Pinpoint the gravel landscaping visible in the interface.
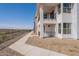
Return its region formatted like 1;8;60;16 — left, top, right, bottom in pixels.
26;35;79;56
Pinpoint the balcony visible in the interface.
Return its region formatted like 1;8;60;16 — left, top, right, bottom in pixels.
43;11;56;24
43;19;56;24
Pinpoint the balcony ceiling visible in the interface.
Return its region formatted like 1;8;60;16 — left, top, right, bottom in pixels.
43;3;58;13
35;3;58;17
44;6;55;13
42;3;58;6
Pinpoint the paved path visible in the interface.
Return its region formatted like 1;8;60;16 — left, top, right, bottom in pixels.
9;31;67;56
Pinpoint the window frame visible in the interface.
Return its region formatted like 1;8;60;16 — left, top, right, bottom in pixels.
44;13;48;19
58;23;61;34
63;3;72;13
50;11;54;19
58;3;61;14
63;23;71;34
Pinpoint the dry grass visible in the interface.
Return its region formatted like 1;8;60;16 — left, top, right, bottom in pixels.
26;36;79;56
0;47;23;56
0;29;31;56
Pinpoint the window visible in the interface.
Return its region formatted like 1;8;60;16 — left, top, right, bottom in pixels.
44;13;47;19
63;23;71;34
38;17;40;22
54;13;56;20
44;25;45;33
50;11;54;19
38;31;40;36
63;3;72;13
58;4;61;14
58;23;61;33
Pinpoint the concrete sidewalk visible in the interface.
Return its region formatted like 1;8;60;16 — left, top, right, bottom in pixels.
9;31;67;56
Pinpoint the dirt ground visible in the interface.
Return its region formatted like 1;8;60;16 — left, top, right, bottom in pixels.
26;35;79;56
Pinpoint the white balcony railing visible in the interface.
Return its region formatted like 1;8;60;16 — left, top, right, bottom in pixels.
43;19;56;24
44;31;55;37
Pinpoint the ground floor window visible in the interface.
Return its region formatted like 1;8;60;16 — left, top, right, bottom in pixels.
38;31;40;36
58;23;61;33
58;23;71;34
44;25;45;33
63;23;71;34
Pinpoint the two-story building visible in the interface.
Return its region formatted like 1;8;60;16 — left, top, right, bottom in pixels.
34;3;79;40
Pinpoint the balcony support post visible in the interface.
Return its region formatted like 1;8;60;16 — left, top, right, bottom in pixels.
39;6;44;37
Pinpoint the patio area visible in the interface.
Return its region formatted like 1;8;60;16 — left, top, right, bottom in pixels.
26;33;79;56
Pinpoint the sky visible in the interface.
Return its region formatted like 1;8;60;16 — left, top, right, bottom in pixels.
0;3;36;29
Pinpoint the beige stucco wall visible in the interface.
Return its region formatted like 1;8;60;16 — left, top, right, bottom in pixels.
34;17;38;34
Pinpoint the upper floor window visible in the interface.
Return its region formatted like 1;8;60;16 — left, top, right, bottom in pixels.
54;12;56;20
38;17;40;22
58;3;61;14
50;11;54;19
44;13;47;19
63;3;72;13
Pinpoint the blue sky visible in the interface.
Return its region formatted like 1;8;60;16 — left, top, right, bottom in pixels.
0;3;36;29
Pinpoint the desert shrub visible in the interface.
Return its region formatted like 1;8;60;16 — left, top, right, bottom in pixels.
69;48;78;52
2;34;8;42
0;37;3;43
